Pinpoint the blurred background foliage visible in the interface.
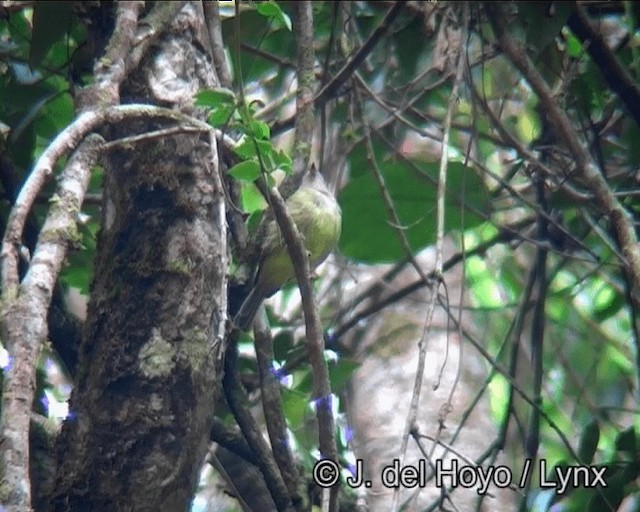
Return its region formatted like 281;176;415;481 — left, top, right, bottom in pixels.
2;1;640;510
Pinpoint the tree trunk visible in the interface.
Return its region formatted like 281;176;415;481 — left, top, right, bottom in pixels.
48;4;225;511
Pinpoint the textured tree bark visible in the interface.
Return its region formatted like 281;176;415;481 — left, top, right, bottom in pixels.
48;5;225;511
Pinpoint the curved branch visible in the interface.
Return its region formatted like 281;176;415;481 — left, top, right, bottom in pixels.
223;352;293;512
87;1;144;106
354;88;429;283
291;0;316;176
264;181;338;460
203;0;233;88
1;104;212;291
272;1;407;137
567;6;640;129
0;135;103;511
209;418;256;465
314;1;406;107
253;316;302;507
291;5;340;511
393;5;468;507
486;3;640;316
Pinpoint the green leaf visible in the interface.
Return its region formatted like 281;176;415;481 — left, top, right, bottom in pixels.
61;232;95;296
557;487;594;512
30;2;74;68
339;159;489;263
241;182;268;214
250;120;270;140
517;2;574;56
207;105;236;128
295;358;360;395
37;92;74;138
578;420;600;464
587;462;639;512
234;137;282;173
621;119;640;166
256;2;292;31
229;160;261;181
7;9;32;51
195;88;236;108
273;149;292;173
391;16;425;81
615;427;636;453
221;9;294;85
234;137;264;159
60;264;90;295
564;30;583;58
281;387;309;429
272;330;295;361
593;288;625;323
327;359;360;391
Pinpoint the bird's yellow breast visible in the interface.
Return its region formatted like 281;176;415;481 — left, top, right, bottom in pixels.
256;186;341;295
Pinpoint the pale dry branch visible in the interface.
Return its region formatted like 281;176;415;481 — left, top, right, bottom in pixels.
0;135;102;511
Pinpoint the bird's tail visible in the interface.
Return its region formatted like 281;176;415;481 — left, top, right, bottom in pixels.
234;288;264;331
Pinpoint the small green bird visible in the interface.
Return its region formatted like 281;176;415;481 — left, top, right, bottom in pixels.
234;166;342;331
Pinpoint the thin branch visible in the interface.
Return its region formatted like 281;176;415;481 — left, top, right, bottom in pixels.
271;1;407;137
394;10;467;507
209;418;257;465
414;428;529;499
206;125;228;363
290;4;340;511
206;449;256;512
1;104;212;292
0;135;103;511
470;82;591;204
102;124;237;153
241;42;295;69
77;1;144;107
101;125;208;150
253;316;302;507
498;261;538;454
567;5;640;129
374;120;598;263
291;0;316;176
521;179;550;499
487;3;640;318
356;87;429;283
436;0;471;473
315;1;406;106
203;0;233;88
242;153;337;507
333;221;528;344
335;258;411;328
440;304;581;465
223;352;294;512
265;181;339;463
